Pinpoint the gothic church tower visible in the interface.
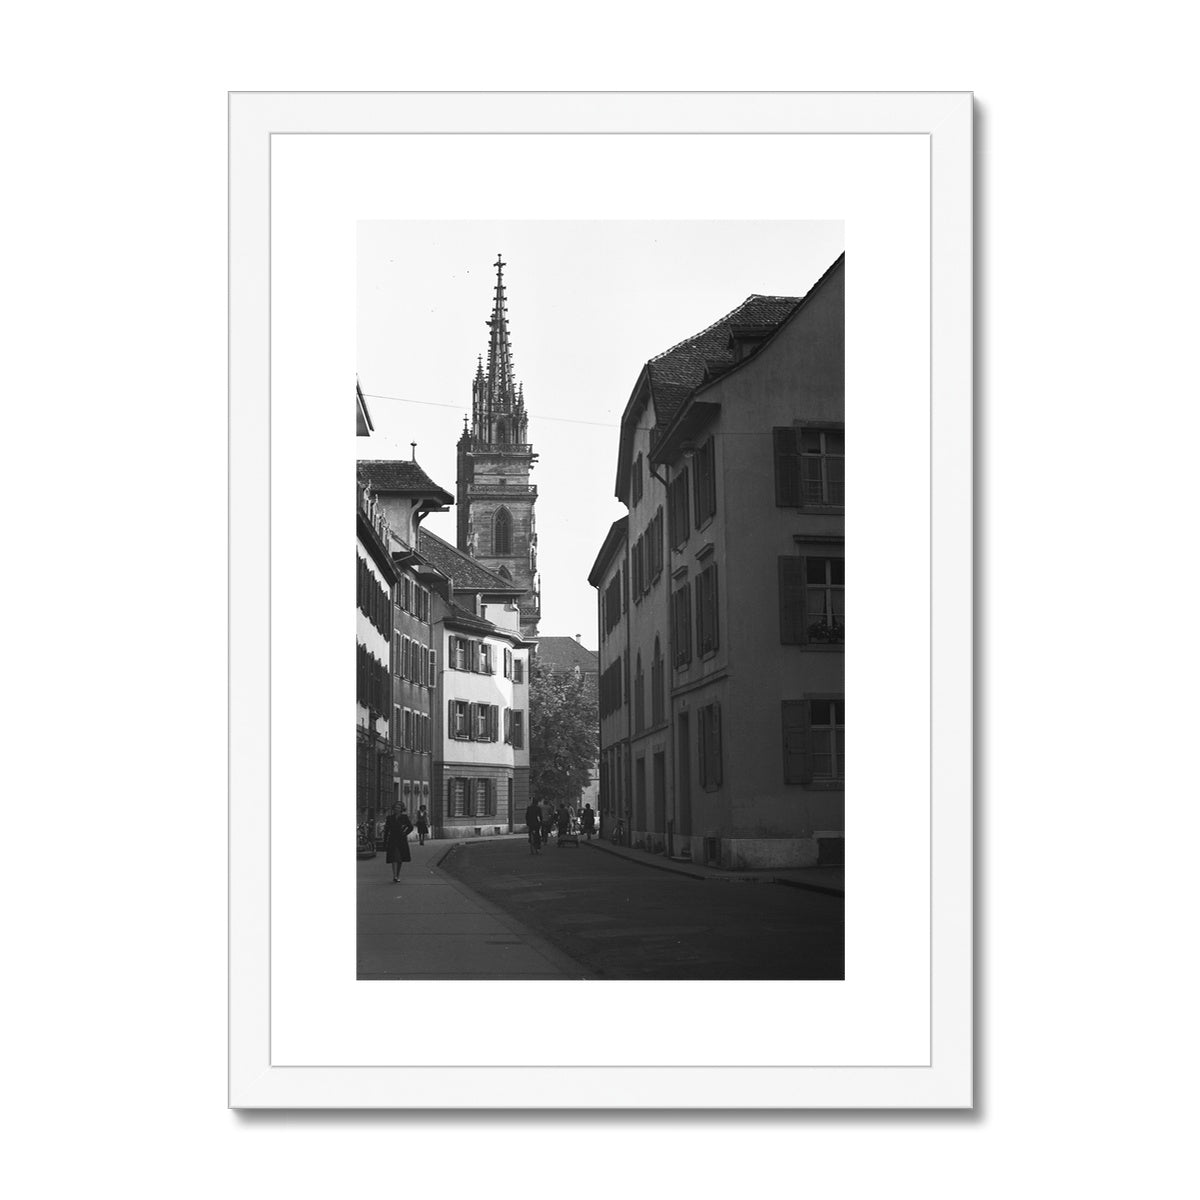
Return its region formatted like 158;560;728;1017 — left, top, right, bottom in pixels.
456;256;540;636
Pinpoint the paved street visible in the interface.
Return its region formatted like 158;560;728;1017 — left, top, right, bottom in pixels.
357;838;586;979
439;837;844;980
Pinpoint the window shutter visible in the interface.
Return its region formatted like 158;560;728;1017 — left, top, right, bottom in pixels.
430;650;436;682
467;702;477;740
700;439;710;518
773;428;799;506
713;704;723;786
680;468;690;544
448;698;456;736
778;556;808;644
504;708;512;743
710;566;720;652
490;704;500;742
782;701;813;784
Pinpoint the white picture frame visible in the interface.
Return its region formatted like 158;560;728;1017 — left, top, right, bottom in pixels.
229;91;972;1109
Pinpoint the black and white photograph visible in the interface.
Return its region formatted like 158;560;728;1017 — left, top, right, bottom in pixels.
355;222;846;980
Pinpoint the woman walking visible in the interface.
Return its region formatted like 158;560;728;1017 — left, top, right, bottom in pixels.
384;803;414;882
415;805;429;846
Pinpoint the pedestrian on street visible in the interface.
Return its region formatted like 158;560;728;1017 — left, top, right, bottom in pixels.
556;802;570;839
540;804;554;847
525;798;542;854
581;804;595;840
415;805;429;846
384;803;414;882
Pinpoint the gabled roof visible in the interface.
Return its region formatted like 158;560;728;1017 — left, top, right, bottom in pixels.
536;636;598;674
417;527;524;595
645;253;847;470
615;294;804;499
357;459;453;505
587;515;629;587
645;294;804;429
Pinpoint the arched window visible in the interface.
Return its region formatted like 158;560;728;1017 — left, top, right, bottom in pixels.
496;419;509;444
493;507;513;555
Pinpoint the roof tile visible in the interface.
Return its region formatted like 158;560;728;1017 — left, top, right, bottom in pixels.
647;295;803;426
358;459;452;500
417;528;523;594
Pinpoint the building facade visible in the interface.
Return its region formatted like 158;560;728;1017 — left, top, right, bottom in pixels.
357;457;455;839
589;517;629;842
592;254;845;868
455;257;541;637
420;527;534;837
356;483;398;843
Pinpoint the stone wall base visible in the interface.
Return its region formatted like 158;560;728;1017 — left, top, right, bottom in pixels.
663;834;843;870
437;822;511;840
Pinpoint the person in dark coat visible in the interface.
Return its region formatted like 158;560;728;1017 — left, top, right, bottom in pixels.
525;799;542;854
581;804;596;840
415;805;429;846
384;803;414;882
540;804;554;846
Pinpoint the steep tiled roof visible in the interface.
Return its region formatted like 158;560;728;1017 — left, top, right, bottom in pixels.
646;295;803;427
358;459;453;502
417;527;523;594
536;636;598;674
444;601;496;633
587;515;628;586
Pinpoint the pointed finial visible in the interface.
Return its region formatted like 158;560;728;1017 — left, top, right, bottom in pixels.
411;441;417;461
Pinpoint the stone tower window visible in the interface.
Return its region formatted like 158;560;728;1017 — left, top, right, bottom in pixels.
493;507;513;555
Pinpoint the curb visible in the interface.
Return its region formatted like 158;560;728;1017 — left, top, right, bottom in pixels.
769;876;846;898
582;837;711;881
584;838;845;896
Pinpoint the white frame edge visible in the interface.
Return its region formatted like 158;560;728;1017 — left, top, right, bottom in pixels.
228;91;973;1109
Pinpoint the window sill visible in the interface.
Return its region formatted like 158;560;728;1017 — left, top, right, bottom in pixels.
798;643;845;653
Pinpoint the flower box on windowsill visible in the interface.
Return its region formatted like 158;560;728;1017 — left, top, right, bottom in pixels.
807;621;845;645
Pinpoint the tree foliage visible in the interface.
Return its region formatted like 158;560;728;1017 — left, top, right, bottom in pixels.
528;659;598;806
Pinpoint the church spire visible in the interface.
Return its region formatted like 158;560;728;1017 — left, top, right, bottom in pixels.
472;254;528;445
485;255;516;416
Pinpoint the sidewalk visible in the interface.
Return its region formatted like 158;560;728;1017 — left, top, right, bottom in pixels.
581;836;844;896
356;836;591;979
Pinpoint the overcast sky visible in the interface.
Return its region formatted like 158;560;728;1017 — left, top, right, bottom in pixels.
357;220;844;644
